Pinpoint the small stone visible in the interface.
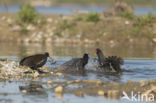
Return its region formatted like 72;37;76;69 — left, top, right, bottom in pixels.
56;73;63;77
27;24;35;31
152;38;156;42
47;81;53;84
23;38;30;44
110;40;114;44
98;90;105;96
75;79;81;83
83;80;101;84
47;18;53;23
54;20;58;24
36;88;42;91
125;21;129;25
7;18;12;24
67;81;73;84
103;32;107;36
55;86;63;93
33;71;39;77
1;16;6;20
84;39;89;43
129;38;133;42
21;90;27;93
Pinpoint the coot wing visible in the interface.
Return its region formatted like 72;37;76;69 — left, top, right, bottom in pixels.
20;54;47;69
105;56;123;71
59;58;81;70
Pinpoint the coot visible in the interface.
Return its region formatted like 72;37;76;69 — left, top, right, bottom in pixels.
95;48;123;73
59;53;89;73
20;52;50;73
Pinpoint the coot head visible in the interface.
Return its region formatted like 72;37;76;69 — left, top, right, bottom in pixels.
95;48;102;55
45;52;49;57
82;53;89;65
95;48;105;66
83;53;89;59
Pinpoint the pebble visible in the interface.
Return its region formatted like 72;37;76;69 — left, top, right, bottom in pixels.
55;86;63;93
125;20;130;25
33;71;39;78
152;38;156;42
56;73;63;77
7;18;12;24
21;90;27;93
75;79;81;83
98;90;105;96
27;24;35;31
83;80;102;84
47;81;53;84
67;81;73;84
47;18;53;23
1;16;6;20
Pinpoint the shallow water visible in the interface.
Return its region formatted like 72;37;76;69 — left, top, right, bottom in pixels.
0;5;156;15
0;43;156;103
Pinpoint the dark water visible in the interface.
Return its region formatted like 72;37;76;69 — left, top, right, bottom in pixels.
0;43;156;103
0;5;156;15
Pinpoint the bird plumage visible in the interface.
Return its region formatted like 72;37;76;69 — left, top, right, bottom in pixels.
20;52;49;72
59;53;89;73
95;48;123;73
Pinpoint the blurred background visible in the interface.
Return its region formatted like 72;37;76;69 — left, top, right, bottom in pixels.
0;0;156;58
0;0;156;6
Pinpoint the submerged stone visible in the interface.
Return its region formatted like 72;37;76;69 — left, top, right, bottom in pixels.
55;86;63;93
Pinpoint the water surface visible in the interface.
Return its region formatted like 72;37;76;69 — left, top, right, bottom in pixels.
0;43;156;103
0;5;156;15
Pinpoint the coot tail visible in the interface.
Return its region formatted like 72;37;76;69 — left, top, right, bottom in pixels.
95;48;123;73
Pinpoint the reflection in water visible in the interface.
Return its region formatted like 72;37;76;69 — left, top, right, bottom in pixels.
19;82;46;95
0;42;155;59
19;43;27;59
19;82;48;101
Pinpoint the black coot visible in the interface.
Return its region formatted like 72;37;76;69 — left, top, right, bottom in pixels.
59;53;89;73
95;48;123;73
20;52;49;73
